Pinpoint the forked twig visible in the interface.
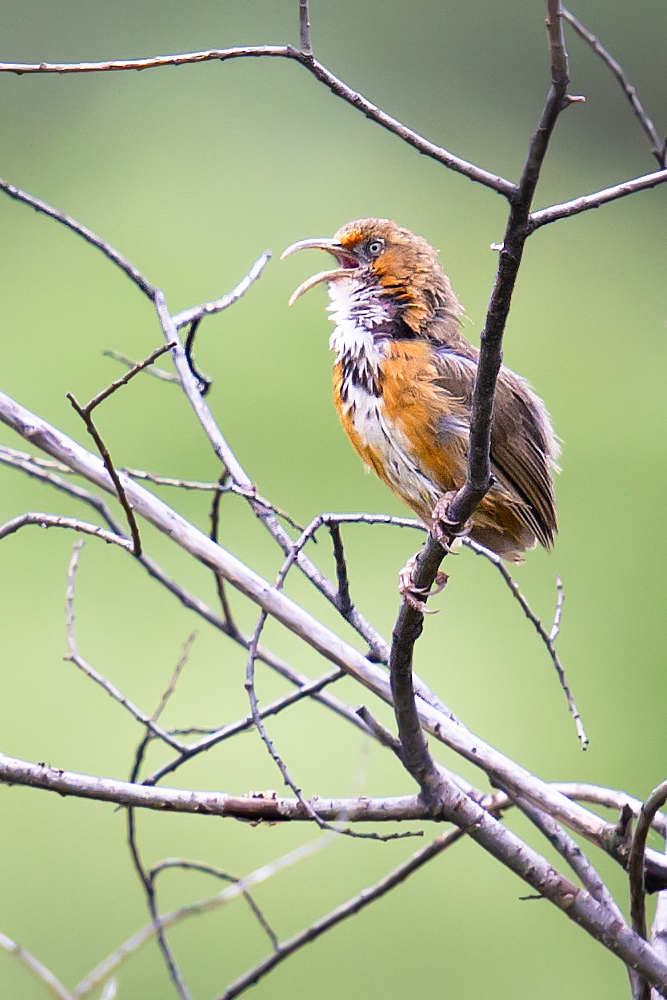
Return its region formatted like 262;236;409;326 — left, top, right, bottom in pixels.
216;824;466;1000
66;342;175;557
73;836;339;998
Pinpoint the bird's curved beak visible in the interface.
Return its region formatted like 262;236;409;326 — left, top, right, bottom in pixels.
280;238;360;306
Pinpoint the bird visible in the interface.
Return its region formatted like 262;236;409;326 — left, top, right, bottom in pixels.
281;218;559;577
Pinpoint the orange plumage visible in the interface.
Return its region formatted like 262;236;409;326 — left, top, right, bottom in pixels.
283;219;559;562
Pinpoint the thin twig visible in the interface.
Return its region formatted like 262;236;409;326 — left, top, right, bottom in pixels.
529;167;667;229
0;448;366;736
550;574;565;641
216;825;465;1000
73;836;338;998
144;667;345;786
127;739;192;1000
66;343;175;557
64;543;187;752
0;512;132;549
244;530;419;841
67;392;142;556
328;522;352;615
0;930;75;1000
184;317;211;395
562;8;666;167
0;445;73;472
125;466;304;531
463;538;586;746
150;860;279;952
0;176;155;297
0;57;514;196
171;251;271;328
355;706;403;759
83;343;175;412
103;348;179;382
151;632;198;722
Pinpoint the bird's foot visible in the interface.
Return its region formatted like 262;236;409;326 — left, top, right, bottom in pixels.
430;493;473;549
398;554;449;614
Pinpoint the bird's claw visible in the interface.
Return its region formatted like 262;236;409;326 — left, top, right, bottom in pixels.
430;493;473;548
398;554;449;613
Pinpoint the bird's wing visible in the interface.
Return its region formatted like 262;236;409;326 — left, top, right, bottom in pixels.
431;348;559;547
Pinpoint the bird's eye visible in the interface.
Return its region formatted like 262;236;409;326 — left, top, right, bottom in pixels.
368;240;383;257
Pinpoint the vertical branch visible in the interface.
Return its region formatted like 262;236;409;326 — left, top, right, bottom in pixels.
389;0;578;802
299;0;313;56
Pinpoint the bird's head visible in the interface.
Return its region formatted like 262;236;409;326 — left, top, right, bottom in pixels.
281;218;464;341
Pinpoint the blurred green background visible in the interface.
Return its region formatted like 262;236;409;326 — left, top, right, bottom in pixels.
0;1;666;997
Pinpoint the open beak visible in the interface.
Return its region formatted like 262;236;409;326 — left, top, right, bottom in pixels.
280;238;359;306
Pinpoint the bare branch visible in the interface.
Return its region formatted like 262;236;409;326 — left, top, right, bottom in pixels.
0;55;515;196
299;0;313;55
529;167;667;229
217;825;465;1000
103;348;179;383
65;542;187;752
0;512;132;549
631;780;667;941
74;836;338;998
463;538;586;746
83;342;175;411
0;751;436;822
0;176;155;297
66;393;143;556
6;369;667;882
447;0;572;532
171;251;270;328
562;8;666;167
386;6;582;765
0;930;75;1000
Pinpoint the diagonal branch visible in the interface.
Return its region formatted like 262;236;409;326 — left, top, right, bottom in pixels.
0;931;76;1000
0;176;155;297
562;8;666;167
464;538;586;745
0;54;514;197
5;396;667;884
0;447;367;736
529;167;667;229
387;0;581;804
216;825;465;1000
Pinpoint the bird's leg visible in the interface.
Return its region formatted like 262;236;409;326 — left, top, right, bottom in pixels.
398;553;449;614
430;492;473;549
